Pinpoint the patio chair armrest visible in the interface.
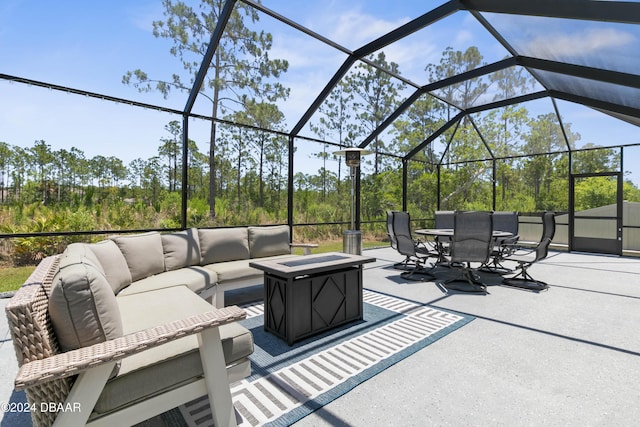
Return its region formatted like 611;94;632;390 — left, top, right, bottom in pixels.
15;305;246;390
415;240;439;257
497;236;521;256
502;245;537;259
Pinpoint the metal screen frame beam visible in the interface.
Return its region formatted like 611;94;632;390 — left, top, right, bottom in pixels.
359;57;516;149
354;1;460;57
518;57;640;90
290;57;358;136
291;1;459;138
406;112;465;160
461;0;640;24
183;0;236;114
548;90;640;120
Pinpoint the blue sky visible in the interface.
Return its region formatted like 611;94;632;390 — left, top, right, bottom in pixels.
1;0;639;183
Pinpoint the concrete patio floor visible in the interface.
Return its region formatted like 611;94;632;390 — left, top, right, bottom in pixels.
2;247;639;426
294;247;640;427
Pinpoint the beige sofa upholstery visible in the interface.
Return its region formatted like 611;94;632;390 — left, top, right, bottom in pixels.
85;225;297;306
6;225;298;427
93;286;253;416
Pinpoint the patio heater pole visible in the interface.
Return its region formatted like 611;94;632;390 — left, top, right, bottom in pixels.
334;148;371;255
350;163;356;230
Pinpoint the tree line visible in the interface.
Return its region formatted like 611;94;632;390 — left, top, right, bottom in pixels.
118;0;640;219
3;0;640;265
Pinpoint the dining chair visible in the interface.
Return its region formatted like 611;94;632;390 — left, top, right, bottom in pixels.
434;210;455;229
391;211;437;281
483;211;519;273
502;211;556;291
433;210;455;257
442;211;493;293
387;210;414;270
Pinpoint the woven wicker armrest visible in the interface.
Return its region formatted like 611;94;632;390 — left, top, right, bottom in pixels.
15;305;246;390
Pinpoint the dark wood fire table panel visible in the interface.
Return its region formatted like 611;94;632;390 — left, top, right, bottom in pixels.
250;252;376;345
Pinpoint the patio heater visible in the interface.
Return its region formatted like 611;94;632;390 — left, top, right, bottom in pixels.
333;147;372;255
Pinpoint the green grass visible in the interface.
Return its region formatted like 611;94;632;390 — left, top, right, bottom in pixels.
0;266;35;293
292;239;387;254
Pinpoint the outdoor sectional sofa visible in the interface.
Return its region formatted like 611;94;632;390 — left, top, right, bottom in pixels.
5;224;299;427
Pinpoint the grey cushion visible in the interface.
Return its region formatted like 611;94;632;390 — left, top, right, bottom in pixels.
49;245;123;353
111;232;165;282
203;254;292;283
117;266;217;296
199;228;250;264
87;240;132;294
59;242;104;273
203;259;263;283
95;286;253;415
161;228;201;271
248;225;290;258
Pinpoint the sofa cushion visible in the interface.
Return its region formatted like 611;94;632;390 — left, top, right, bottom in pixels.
49;246;123;353
111;232;164;282
161;228;201;271
203;254;292;283
87;240;132;294
59;242;103;273
95;286;253;415
203;259;262;283
116;266;217;296
199;228;250;264
248;225;290;258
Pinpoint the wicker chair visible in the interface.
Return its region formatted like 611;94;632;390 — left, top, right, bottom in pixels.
5;256;247;427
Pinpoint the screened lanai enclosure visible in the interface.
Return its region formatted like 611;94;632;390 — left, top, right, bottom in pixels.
1;0;640;263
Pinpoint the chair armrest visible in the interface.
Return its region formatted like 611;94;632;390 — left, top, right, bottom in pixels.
15;306;246;390
290;243;319;255
496;236;520;254
415;240;439;256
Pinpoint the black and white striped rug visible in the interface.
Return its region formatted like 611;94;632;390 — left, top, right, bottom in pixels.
179;289;473;427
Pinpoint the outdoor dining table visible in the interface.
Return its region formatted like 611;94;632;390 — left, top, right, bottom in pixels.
415;228;514;264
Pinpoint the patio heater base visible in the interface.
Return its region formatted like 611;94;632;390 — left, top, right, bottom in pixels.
343;230;362;255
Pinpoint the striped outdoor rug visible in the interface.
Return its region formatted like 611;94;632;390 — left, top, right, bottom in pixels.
178;289;473;427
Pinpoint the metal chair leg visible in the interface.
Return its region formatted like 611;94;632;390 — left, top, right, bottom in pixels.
442;264;487;293
502;264;548;291
400;260;436;281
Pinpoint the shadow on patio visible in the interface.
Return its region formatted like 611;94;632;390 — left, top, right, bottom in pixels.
292;247;640;426
2;246;639;426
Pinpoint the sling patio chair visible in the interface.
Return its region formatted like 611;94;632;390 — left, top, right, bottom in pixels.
434;210;455;229
433;210;455;257
387;210;414;270
390;211;438;281
502;211;556;291
441;211;493;293
482;211;520;274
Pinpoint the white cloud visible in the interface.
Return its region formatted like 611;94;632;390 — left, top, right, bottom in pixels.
527;27;635;57
378;38;438;83
269;30;346;70
454;29;475;46
322;9;410;50
126;2;167;33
